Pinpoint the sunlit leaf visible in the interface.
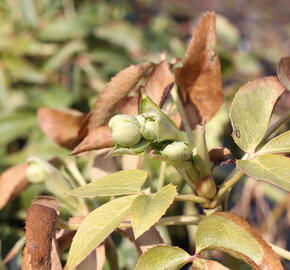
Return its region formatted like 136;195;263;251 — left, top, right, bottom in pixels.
131;184;176;239
258;131;290;154
230;76;284;153
69;169;148;197
196;212;283;270
237;154;290;191
135;246;191;270
67;195;136;270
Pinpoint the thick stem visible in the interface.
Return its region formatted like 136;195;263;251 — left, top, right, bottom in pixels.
209;170;244;208
175;194;209;204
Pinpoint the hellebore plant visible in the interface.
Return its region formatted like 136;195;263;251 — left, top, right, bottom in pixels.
5;11;289;270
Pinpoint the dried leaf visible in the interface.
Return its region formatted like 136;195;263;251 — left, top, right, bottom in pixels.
0;163;30;209
51;238;62;270
195;212;283;270
118;96;139;115
192;258;230;270
175;12;223;122
24;201;58;270
88;63;151;132
37;108;85;149
277;56;290;91
208;147;232;166
143;60;174;106
72;126;114;155
90;153;118;180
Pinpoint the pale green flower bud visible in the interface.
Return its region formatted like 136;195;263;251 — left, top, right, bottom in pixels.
26;162;46;183
136;114;157;141
109;115;141;147
161;142;192;162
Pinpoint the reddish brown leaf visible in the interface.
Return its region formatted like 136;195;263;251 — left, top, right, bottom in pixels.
87;63;152;132
118;96;139;115
0;163;30;209
24;199;58;270
121;227;164;254
143;60;174;106
37;108;85;149
277;56;290;91
208;147;232;166
192;259;230;270
90;153;118;180
175;12;223;123
72;126;114;155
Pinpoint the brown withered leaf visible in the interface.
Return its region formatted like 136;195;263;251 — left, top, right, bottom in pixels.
120;227;164;254
87;62;152;132
90;153;118;180
118;96;139;115
192;258;230;270
72;126;114;155
208;147;232;166
0;163;30;209
24;200;58;270
51;238;62;270
175;12;223;123
143;60;174;107
37;108;85;149
277;56;290;91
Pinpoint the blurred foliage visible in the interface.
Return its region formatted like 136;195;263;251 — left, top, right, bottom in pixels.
0;0;289;269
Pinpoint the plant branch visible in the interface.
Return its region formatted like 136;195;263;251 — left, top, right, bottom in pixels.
270;243;290;261
210;169;244;208
175;194;209;204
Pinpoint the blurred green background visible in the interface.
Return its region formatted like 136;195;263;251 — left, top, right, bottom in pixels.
0;0;290;269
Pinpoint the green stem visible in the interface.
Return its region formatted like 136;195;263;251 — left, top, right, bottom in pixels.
270;243;290;261
210;170;244;208
65;159;87;186
171;85;194;144
175;194;209;204
119;215;202;229
157;161;166;191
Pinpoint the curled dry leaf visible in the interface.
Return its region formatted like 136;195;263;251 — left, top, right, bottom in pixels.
196;212;283;270
86;62;152;132
72;126;114;155
143;60;174;107
75;63;151;154
175;12;223;123
192;258;230;270
208;147;232;166
37;108;85;149
0;163;29;209
24;198;58;270
120;227;164;254
277;56;290;91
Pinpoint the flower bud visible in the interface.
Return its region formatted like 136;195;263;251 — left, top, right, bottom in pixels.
161;142;192;162
195;176;217;199
136;114;157;141
26;162;46;183
109;115;141;147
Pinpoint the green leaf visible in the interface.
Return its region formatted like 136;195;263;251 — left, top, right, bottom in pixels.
135;246;190;270
131;184;176;238
258;131;290;154
192;258;230;270
0;112;37;146
195;212;283;270
109;139;151;156
67;195;137;270
236;154;290;191
69;169;148;197
229;77;284;153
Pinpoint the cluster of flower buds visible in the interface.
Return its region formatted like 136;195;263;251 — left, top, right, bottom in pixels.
108;96;217;201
